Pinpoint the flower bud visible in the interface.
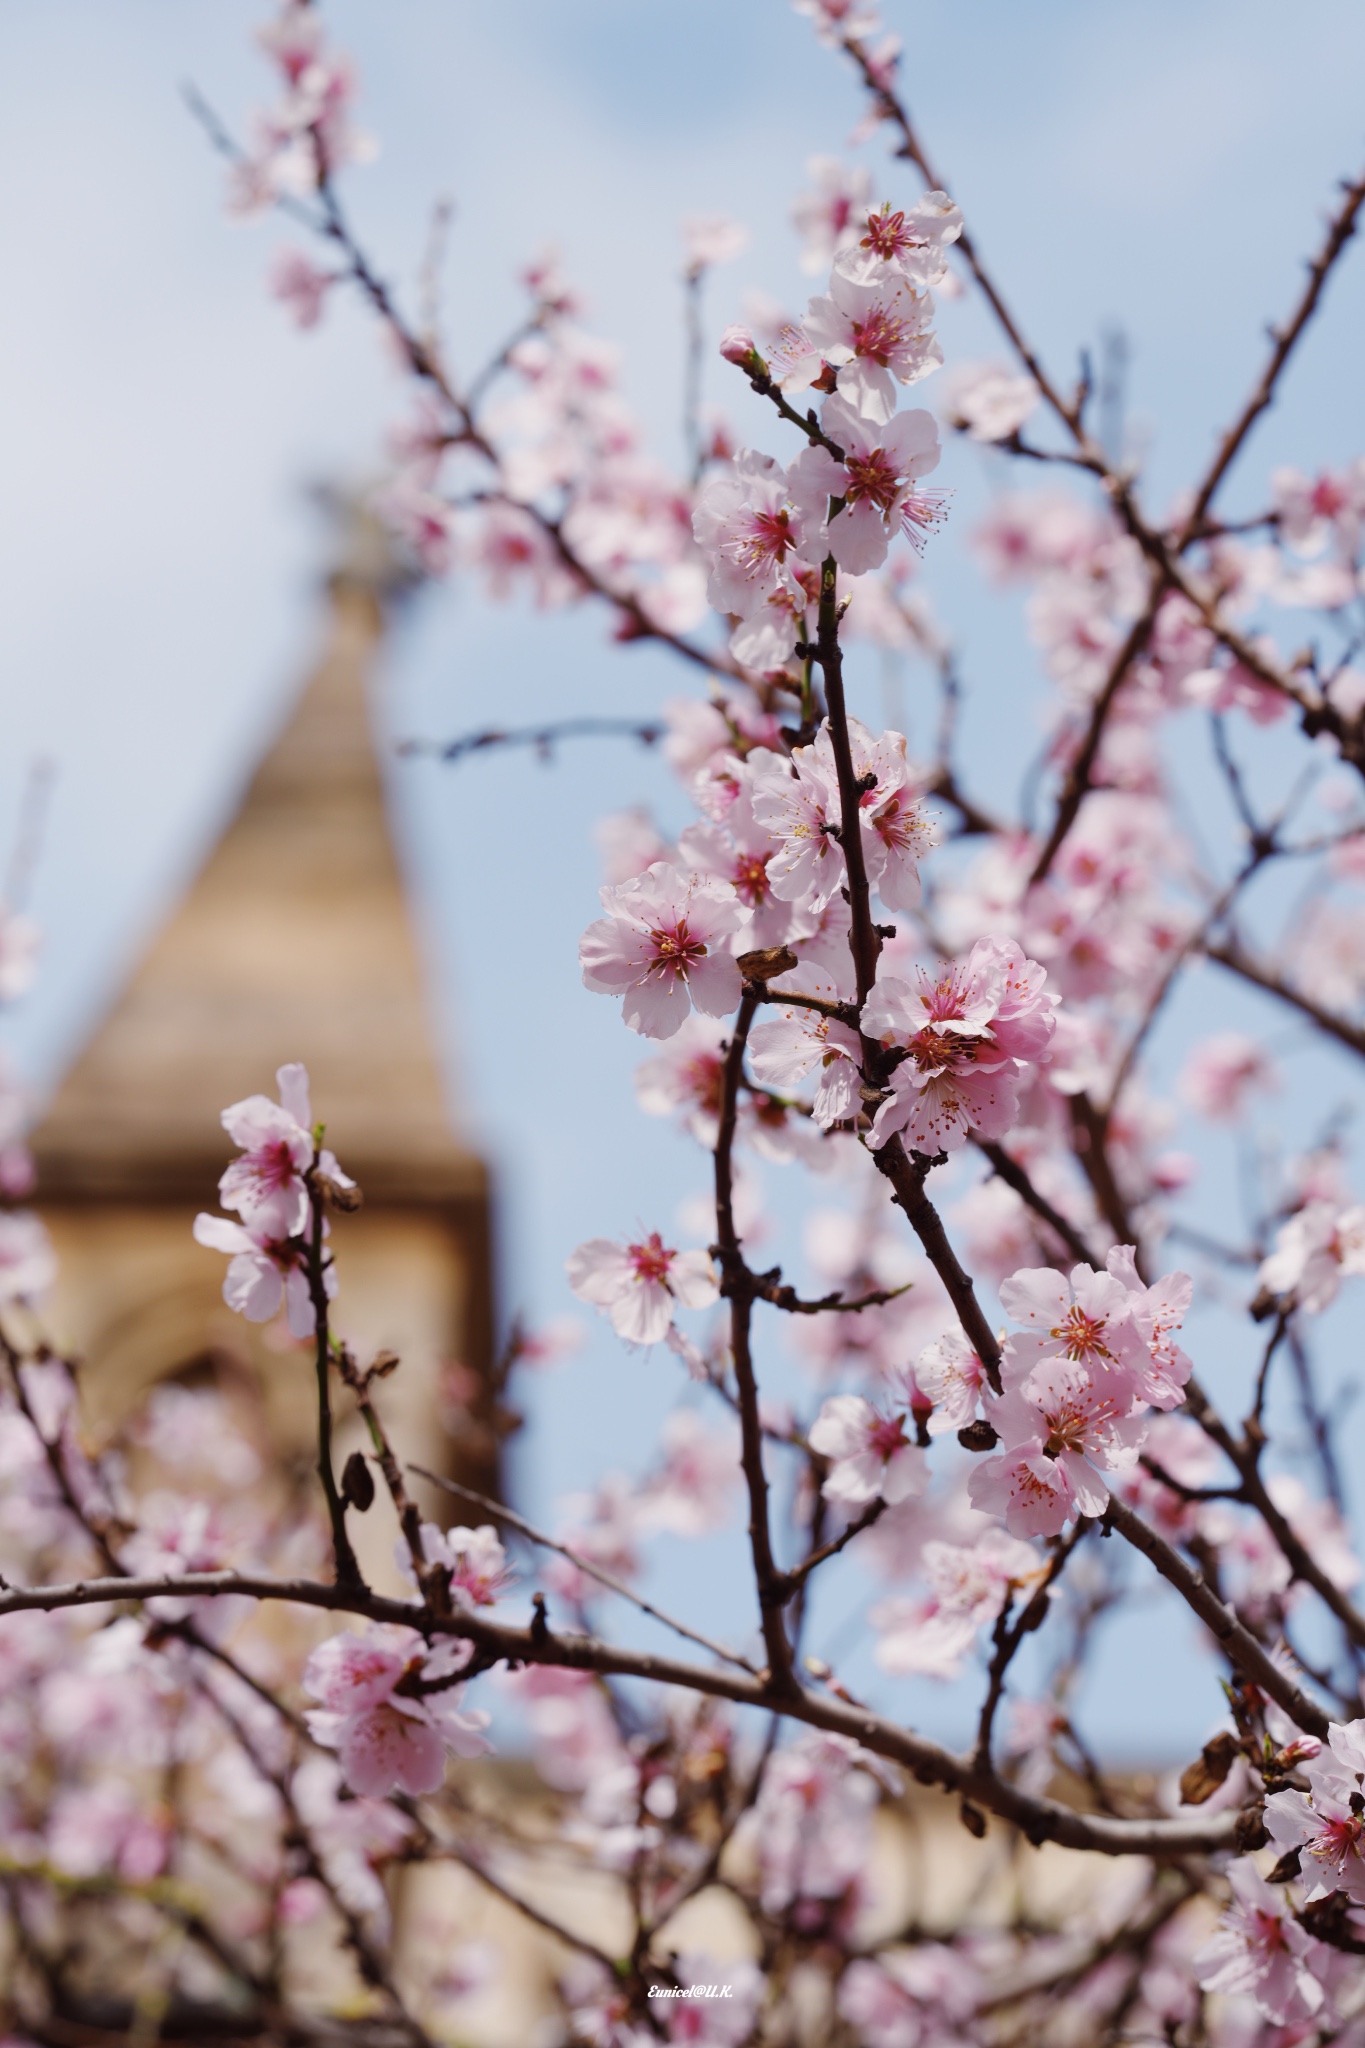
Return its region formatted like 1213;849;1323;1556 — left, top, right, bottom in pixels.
718;323;759;369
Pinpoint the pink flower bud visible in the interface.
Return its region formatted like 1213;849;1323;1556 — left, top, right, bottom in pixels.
718;323;758;368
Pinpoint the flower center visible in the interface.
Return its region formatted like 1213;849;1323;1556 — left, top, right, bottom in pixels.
628;1233;675;1286
1050;1305;1115;1365
860;205;926;263
867;1414;909;1461
732;506;796;575
649;921;706;978
850;305;910;366
843;447;903;512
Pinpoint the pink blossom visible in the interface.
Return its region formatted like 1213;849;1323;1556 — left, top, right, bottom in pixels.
997;1261;1150;1387
793;0;885;51
792;156;873;275
942;359;1039;442
835;192;963;290
0;1212;56;1305
193;1211;326;1339
789;393;943;573
748;741;844;911
750;719;938;917
636;1411;738;1536
676;756;817;948
872;1526;1042;1679
914;1327;985;1435
217;1062;331;1238
580;862;747;1039
566;1233;718;1347
864;936;1057;1155
0;907;39;1003
267;247;335;329
801;267;942;424
743;1731;885;1914
302;1625;491;1799
718;322;758;367
808;1393;927;1506
1266;1718;1365;1906
634;1015;729;1144
418;1523;516;1608
659;1958;763;2046
1259;1199;1365;1312
692;449;814;620
837;1944;975;2047
1103;1245;1193;1410
681;214;749;273
747;995;862;1129
374;472;455;576
1180;1030;1277;1120
1193;1858;1327;2026
966;1426;1088;1539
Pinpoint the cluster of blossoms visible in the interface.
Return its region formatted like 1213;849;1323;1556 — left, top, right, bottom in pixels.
12;1;1365;2042
193;1061;353;1337
970;1250;1192;1537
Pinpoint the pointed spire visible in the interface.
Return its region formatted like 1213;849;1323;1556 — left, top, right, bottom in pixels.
33;521;481;1210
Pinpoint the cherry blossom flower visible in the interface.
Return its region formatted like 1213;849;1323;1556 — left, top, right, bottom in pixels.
692;450;814;620
635;1411;738;1536
872;1528;1044;1679
791;156;873;274
793;0;885;51
742;1731;885;1915
836;192;963;290
789;393;944;573
941;359;1039;442
750;718;938;917
566;1233;718;1346
374;472;455;577
0;1212;56;1305
1103;1245;1194;1409
747;990;862;1130
0;906;39;1002
1180;1030;1277;1120
193;1211;326;1339
1265;1718;1365;1907
808;1393;927;1506
802;267;942;423
302;1625;491;1799
416;1523;516;1608
837;1944;976;2046
580;862;747;1039
681;214;749;274
864;936;1057;1154
1192;1858;1328;2027
1258;1199;1365;1312
217;1062;332;1238
718;322;758;367
997;1261;1151;1387
914;1327;985;1435
268;247;336;329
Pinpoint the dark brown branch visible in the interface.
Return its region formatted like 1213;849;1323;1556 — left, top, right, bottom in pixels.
1205;934;1365;1061
773;1499;886;1598
304;1170;363;1590
815;554;882;1003
972;1139;1100;1271
1180;162;1365;539
873;1135;1005;1393
714;989;797;1693
0;1564;1238;1858
409;1465;758;1673
399;717;662;766
1102;1492;1330;1740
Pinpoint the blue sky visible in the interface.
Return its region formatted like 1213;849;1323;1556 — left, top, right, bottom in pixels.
3;0;1365;1756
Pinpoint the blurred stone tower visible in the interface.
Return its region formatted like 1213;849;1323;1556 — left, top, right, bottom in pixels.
30;516;499;1510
